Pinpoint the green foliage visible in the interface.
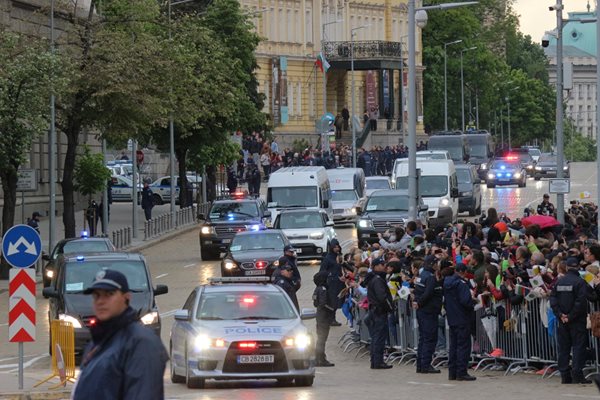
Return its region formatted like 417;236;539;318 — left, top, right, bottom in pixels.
74;145;112;198
188;140;241;171
292;138;311;154
564;121;597;162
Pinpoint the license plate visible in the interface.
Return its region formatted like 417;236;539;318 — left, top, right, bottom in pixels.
237;354;274;364
222;239;231;244
245;270;266;275
295;248;302;254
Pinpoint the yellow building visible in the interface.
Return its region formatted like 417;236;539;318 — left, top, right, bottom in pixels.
242;0;425;146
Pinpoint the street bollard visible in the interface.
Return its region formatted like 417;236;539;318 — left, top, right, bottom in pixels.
126;227;131;247
116;230;121;249
144;221;148;240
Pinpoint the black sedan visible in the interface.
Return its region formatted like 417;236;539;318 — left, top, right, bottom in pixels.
485;157;527;188
42;236;115;289
220;230;290;277
534;153;570;180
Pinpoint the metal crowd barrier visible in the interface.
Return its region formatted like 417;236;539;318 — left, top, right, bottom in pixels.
338;292;600;380
112;227;132;250
144;205;201;240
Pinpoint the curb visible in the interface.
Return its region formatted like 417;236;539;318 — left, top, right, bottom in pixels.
124;223;199;253
0;392;70;400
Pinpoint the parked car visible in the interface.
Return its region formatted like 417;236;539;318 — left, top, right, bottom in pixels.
110;175;142;202
150;175;200;205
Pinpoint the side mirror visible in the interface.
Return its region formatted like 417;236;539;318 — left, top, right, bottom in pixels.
325;220;335;226
42;254;51;261
451;188;459;198
174;309;190;321
154;284;168;296
42;287;58;299
300;308;317;320
419;204;429;212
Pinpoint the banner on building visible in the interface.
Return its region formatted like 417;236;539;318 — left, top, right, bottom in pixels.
271;57;289;126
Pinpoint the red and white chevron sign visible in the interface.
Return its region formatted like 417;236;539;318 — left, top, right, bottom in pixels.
9;268;36;342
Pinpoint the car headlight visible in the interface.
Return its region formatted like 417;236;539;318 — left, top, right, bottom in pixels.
309;232;325;240
461;191;472;197
140;311;159;325
487;173;495;180
284;333;311;350
439;198;450;207
480;163;487;170
194;335;226;351
535;166;542;171
563;166;568;170
46;269;54;279
358;219;373;228
513;172;521;179
527;165;533;170
201;226;214;235
58;314;82;329
349;207;357;215
224;260;236;270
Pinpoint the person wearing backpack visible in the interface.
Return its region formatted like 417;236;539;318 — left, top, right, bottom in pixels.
312;271;335;367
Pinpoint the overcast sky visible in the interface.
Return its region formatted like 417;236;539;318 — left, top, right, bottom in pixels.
514;0;594;41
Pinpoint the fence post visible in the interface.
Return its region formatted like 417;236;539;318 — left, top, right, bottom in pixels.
112;231;116;247
126;227;131;247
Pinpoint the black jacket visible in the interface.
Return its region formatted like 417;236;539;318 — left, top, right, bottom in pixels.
73;307;168;400
364;271;393;315
443;273;475;327
273;254;301;290
275;275;299;311
414;266;443;315
550;269;588;325
141;187;154;210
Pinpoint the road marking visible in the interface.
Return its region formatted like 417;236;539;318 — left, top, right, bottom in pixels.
405;381;456;387
0;323;7;327
0;354;48;370
155;273;168;279
183;263;196;269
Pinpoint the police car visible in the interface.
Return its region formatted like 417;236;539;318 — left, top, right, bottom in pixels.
169;277;316;389
485;155;527;188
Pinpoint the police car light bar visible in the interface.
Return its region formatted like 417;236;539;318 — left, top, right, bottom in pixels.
208;277;271;284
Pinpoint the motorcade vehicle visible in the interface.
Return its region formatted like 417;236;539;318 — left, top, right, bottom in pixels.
272;209;336;260
221;230;291;277
365;176;391;197
326;168;366;225
533;153;570;180
485;156;527;188
455;163;482;216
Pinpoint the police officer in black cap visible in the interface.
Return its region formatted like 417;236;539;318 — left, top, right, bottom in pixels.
550;256;591;384
414;255;443;374
319;239;344;326
363;257;393;369
443;263;476;381
273;245;301;290
274;264;300;311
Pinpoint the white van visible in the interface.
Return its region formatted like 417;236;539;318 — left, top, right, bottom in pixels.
267;166;332;222
326;168;367;225
393;159;459;228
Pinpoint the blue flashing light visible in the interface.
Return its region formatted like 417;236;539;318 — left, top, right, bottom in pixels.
250;224;260;231
81;230;89;238
76;255;85;262
506;173;512;178
227;213;235;221
496;173;501;177
500;165;506;170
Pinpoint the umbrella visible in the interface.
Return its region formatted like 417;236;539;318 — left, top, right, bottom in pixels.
480;313;497;349
521;215;560;230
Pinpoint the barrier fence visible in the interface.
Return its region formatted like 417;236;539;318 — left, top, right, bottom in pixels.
112;227;132;250
35;320;76;389
144;205;205;240
338;292;600;380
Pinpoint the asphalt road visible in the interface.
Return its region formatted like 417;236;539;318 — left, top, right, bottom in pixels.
1;162;599;399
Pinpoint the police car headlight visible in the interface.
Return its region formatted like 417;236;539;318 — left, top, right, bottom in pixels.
439;198;450;207
535;166;542;171
46;269;54;279
358;219;373;228
513;172;521;179
285;334;311;350
309;232;324;240
195;335;212;351
224;260;236;270
487;173;495;180
58;314;82;329
201;226;214;235
140;311;158;325
480;163;487;170
563;166;568;170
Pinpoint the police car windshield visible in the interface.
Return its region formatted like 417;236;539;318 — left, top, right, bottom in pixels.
63;261;149;293
196;292;296;320
62;241;111;255
267;187;318;208
209;202;259;219
396;176;448;197
279;212;323;229
230;233;285;251
331;190;357;202
491;159;520;169
366;179;390;189
365;195;408;212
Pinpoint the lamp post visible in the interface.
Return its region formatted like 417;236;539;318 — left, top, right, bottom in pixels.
49;0;56;256
322;19;343;118
444;39;462;131
407;0;477;221
351;24;369;167
460;46;477;132
506;86;519;150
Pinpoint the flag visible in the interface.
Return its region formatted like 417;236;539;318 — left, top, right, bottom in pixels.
315;52;330;73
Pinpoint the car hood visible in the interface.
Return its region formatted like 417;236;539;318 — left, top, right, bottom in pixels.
195;319;305;341
537;162;560;168
331;200;358;209
228;249;282;262
362;210;410;220
208;218;262;225
281;227;325;237
64;291;154;318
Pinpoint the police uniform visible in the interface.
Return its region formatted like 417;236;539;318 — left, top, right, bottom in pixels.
550;263;590;384
312;271;335;367
414;256;443;373
319;239;344;325
443;264;476;381
274;266;299;312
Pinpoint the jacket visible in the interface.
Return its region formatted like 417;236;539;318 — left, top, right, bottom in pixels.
550;269;588;325
364;271;393;315
73;307;168;400
275;275;299;311
414;266;443;315
443;274;475;327
141;187;154;210
273;254;301;290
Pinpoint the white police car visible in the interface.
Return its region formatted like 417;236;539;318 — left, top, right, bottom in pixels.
169;277;316;388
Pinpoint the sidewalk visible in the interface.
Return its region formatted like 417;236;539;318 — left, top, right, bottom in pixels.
0;370;70;399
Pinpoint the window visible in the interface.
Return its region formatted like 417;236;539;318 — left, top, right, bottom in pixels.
295;9;300;42
288;82;294;116
287;9;292;42
296;82;302;116
306;9;313;43
269;7;276;40
263;80;270;113
309;82;315;117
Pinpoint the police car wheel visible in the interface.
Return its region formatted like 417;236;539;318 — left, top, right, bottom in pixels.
170;344;185;384
185;349;206;389
295;376;314;387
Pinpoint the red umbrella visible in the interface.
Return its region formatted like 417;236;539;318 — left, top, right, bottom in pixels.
521;215;560;229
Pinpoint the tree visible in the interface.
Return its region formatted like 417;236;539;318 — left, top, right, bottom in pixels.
74;145;112;203
0;30;66;278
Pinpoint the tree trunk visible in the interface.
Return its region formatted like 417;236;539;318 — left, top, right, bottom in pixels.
61;116;82;239
0;167;18;279
176;147;189;208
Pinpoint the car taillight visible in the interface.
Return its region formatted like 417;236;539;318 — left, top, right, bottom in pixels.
238;342;257;349
242;297;255;304
256;261;267;269
88;318;97;326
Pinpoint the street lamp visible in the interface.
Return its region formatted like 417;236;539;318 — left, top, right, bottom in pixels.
505;86;519;150
407;0;477;221
351;24;370;167
444;39;462;131
460;46;477;132
322;19;343;118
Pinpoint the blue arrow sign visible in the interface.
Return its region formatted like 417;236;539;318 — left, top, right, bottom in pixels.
2;224;42;268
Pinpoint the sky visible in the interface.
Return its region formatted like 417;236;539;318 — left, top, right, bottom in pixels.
513;0;594;41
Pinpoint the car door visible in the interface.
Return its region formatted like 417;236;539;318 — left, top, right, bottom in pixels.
172;289;198;366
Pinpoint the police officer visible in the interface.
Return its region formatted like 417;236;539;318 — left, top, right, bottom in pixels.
313;271;335;367
273;245;301;290
363;257;393;369
141;180;154;221
414;255;443;374
550;256;591;384
443;263;476;381
319;239;344;326
537;193;556;216
274;264;299;311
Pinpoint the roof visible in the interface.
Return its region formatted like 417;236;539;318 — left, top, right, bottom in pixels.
234;229;284;237
544;10;598;57
366;176;390;180
58;237;112;245
278;208;322;215
273;166;325;174
204;284;279;293
454;163;475;170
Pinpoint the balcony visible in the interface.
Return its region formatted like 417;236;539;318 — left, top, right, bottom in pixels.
323;41;403;70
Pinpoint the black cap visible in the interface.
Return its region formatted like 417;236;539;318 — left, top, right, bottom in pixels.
455;263;468;273
330;239;341;249
566;257;579;268
83;269;130;294
283;245;296;253
423;255;437;268
32;212;41;218
543;193;549;199
371;257;385;266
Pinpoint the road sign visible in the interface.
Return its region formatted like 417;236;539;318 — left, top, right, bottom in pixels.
17;169;38;192
2;224;42;268
9;268;36;342
549;178;570;194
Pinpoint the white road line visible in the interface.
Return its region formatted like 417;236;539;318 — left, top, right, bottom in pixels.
0;323;8;327
155;273;168;279
0;354;48;370
183;263;196;269
405;381;456;387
